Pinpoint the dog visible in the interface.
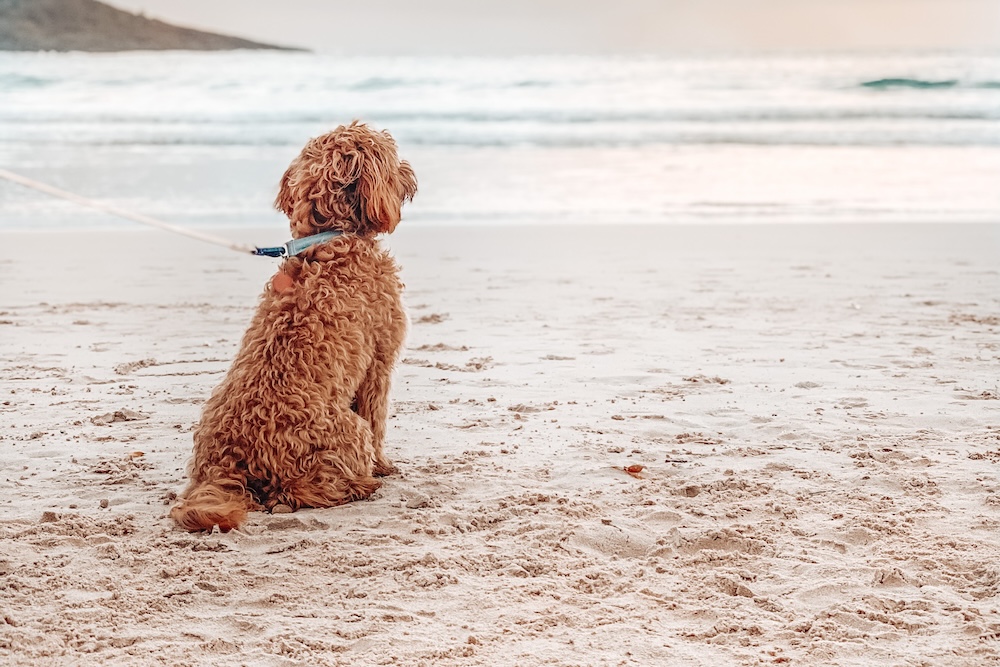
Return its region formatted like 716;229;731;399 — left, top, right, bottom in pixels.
170;122;416;532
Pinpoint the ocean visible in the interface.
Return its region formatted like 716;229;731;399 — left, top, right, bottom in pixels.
1;51;998;231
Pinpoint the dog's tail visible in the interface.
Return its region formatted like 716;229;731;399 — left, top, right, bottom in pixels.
170;479;250;532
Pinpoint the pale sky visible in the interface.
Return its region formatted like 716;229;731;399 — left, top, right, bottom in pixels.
103;0;1000;54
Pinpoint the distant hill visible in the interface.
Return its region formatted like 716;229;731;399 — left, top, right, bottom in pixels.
0;0;296;51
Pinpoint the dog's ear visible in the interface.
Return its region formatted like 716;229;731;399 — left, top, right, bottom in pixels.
275;163;295;219
398;159;418;203
275;157;314;237
358;132;417;234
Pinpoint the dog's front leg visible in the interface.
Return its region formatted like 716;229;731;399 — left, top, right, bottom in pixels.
355;352;398;477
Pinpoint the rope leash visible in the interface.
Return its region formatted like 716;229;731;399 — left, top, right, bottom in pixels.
0;168;256;255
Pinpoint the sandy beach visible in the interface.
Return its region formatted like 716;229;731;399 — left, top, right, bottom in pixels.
1;222;998;666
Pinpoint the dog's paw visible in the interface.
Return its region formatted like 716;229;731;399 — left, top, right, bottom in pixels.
373;460;398;477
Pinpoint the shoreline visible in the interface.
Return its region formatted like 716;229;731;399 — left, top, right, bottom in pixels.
5;143;1000;232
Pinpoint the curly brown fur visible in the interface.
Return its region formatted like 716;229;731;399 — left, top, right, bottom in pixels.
275;121;417;238
171;122;416;532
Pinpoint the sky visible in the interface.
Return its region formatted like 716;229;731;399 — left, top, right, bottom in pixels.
103;0;1000;54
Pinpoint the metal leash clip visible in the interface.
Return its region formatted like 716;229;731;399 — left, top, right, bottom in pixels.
252;245;287;257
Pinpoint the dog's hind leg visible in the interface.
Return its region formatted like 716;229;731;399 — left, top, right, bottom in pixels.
276;409;382;509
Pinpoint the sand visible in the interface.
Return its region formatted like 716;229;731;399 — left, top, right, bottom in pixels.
1;223;998;666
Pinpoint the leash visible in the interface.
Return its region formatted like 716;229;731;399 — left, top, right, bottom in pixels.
0;167;257;255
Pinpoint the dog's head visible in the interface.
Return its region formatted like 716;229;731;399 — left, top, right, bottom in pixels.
275;121;417;238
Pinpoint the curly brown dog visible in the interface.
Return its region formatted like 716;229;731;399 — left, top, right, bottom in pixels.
170;122;416;532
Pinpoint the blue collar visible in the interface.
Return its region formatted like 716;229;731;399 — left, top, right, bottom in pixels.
252;231;342;257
